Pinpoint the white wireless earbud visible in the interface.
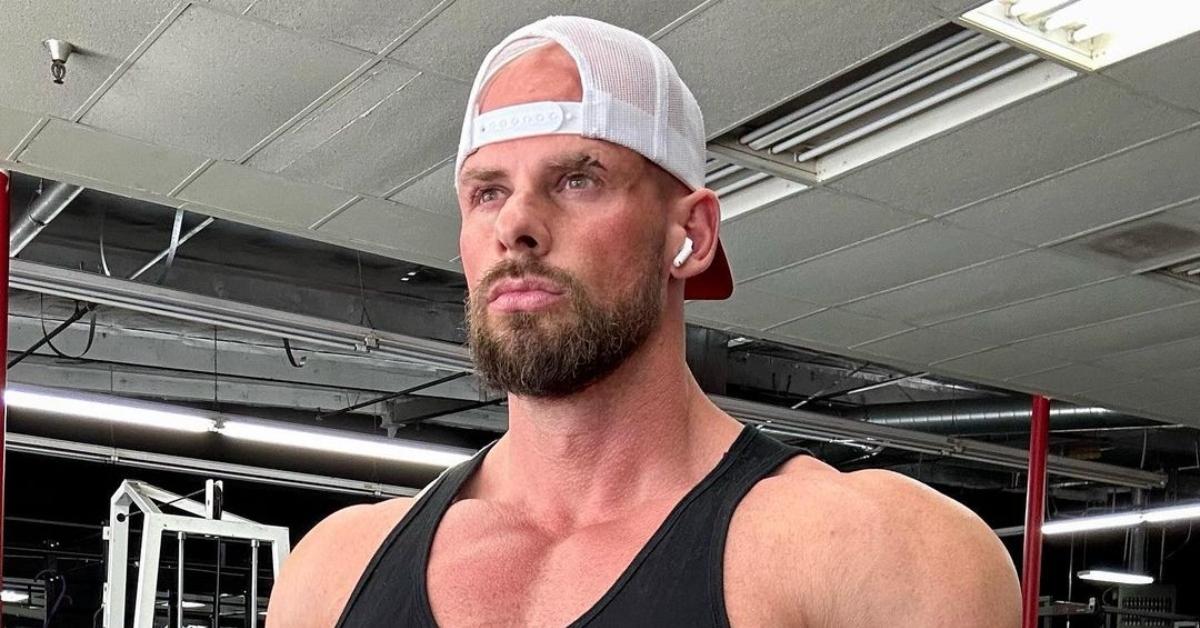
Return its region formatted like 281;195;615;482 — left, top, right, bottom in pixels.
672;236;694;268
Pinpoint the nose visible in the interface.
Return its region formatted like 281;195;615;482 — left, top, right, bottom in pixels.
494;188;552;258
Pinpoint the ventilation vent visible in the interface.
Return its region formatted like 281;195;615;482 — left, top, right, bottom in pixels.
708;25;1076;184
1158;256;1200;286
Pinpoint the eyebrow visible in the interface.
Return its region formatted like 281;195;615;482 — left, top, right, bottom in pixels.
459;152;608;186
547;152;607;173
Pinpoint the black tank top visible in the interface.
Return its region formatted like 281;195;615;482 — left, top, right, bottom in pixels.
335;426;801;627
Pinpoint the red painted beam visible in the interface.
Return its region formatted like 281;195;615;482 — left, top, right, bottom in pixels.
1021;395;1051;628
0;168;9;610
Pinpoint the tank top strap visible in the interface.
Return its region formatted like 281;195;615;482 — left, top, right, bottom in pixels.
334;441;494;628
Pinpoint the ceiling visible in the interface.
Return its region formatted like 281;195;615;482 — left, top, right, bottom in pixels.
2;0;1199;430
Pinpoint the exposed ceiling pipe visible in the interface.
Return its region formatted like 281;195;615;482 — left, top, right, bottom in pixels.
9;180;84;257
847;399;1159;435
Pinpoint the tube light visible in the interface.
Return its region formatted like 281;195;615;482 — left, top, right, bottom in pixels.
1043;501;1200;535
1043;512;1144;535
5;388;215;433
6;385;475;469
962;0;1200;70
1;590;30;603
1142;503;1200;523
219;419;472;468
1077;570;1154;585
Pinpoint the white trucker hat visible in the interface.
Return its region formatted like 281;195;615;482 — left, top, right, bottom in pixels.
455;15;733;300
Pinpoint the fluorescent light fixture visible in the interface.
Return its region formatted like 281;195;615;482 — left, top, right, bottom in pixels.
1077;570;1154;585
5;388;215;433
6;385;474;469
220;419;472;468
1142;503;1200;523
1;590;30;603
1044;501;1200;535
962;0;1200;70
1044;511;1144;535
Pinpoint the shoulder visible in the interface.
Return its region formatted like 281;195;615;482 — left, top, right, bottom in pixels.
265;497;414;628
729;457;1019;627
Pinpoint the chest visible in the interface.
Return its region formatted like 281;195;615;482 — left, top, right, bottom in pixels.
423;500;795;628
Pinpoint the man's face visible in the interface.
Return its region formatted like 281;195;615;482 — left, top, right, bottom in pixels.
457;46;676;397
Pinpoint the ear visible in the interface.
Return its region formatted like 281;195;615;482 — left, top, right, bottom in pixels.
669;187;721;281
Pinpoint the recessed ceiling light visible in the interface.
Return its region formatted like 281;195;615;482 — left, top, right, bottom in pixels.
962;0;1200;70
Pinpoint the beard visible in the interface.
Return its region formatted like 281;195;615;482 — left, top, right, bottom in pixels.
466;251;663;398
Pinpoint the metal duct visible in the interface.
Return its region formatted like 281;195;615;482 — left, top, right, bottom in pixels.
849;399;1158;435
10;181;83;257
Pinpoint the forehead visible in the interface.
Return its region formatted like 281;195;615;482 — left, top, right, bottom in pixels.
459;134;646;181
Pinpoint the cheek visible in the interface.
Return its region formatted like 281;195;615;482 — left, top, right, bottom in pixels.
458;223;490;288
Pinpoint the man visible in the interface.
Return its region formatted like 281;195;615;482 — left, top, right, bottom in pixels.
268;16;1020;627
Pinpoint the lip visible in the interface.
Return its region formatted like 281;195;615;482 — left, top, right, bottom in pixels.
487;277;566;311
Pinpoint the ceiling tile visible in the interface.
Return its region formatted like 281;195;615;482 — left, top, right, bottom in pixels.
1011;301;1200;362
389;0;706;80
770;308;912;348
658;0;941;135
264;72;467;197
1154;366;1200;388
1095;335;1200;376
929;0;988;13
247;60;421;173
934;346;1070;380
1009;363;1145;396
685;287;824;331
1080;380;1192;413
830;77;1199;216
946;127;1200;245
247;0;442;53
931;276;1200;344
177;161;354;228
852;328;992;365
842;249;1121;325
0;107;41;157
81;5;370;159
745;221;1024;305
721;189;920;279
18;120;204;196
1104;32;1200;115
316;197;460;262
0;0;179;118
204;0;254;13
1051;196;1200;273
388;160;457;216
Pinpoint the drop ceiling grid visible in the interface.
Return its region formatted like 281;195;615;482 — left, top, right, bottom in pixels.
79;4;375;160
926;276;1200;345
828;76;1200;218
0;0;181;119
943;125;1200;247
742;219;1028;306
839;248;1126;327
385;0;717;81
1102;32;1200;117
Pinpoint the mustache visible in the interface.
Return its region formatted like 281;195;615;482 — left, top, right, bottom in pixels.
475;258;581;297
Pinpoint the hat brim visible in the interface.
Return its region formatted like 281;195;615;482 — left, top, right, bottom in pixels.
684;239;734;300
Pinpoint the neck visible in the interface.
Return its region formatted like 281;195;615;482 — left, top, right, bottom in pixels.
476;306;743;530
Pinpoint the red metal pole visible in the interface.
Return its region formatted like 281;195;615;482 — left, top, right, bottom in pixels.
1021;395;1050;628
0;168;9;612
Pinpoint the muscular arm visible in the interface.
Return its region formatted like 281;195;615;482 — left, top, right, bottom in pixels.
820;470;1021;627
266;498;413;628
736;463;1020;627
